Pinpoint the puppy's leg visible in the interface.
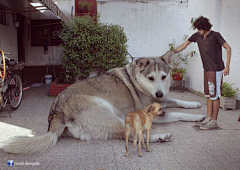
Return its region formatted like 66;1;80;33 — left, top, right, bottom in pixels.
132;123;138;148
146;128;152;152
141;131;146;149
138;131;143;157
124;124;131;157
132;131;138;148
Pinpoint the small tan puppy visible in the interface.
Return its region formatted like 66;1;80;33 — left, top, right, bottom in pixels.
124;102;166;157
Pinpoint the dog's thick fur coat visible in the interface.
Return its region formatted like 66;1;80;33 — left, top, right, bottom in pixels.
3;51;205;154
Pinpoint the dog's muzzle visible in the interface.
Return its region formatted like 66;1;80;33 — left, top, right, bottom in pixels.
158;111;166;116
156;91;163;98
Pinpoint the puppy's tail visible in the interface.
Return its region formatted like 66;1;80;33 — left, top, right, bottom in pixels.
3;111;65;154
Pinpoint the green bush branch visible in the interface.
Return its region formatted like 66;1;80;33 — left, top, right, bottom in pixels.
59;15;128;83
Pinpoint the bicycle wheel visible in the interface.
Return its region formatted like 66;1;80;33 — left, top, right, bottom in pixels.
8;74;23;110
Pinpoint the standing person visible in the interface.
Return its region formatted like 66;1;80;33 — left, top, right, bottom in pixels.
173;16;231;130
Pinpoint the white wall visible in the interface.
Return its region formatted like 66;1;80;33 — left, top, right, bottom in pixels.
98;0;240;100
52;0;74;19
220;0;240;100
27;46;63;66
98;0;188;58
26;1;65;66
0;0;18;61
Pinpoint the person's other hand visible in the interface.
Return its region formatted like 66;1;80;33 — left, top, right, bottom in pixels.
223;67;230;76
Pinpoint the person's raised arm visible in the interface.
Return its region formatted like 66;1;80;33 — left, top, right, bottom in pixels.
173;40;192;53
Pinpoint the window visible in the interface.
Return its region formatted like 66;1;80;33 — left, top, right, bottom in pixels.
0;5;7;26
75;0;97;16
31;20;63;46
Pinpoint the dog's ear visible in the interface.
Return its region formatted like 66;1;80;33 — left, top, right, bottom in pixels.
135;58;149;73
161;51;175;68
147;105;155;113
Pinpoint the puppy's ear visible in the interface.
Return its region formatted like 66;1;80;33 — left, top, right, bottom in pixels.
161;51;175;68
147;105;155;113
135;58;149;73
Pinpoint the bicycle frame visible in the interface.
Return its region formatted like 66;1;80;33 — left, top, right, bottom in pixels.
0;71;10;107
0;50;23;109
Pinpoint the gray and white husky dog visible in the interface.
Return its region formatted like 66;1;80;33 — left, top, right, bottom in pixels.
3;51;205;154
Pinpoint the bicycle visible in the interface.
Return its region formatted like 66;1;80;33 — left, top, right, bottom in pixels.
0;50;24;110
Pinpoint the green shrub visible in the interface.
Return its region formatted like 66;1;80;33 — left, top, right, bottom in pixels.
221;82;239;98
59;15;128;83
190;17;197;30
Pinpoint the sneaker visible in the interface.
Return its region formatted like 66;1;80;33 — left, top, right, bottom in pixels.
195;117;211;127
200;120;218;130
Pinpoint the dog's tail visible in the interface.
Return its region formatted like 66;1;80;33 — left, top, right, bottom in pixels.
3;132;60;154
3;111;65;154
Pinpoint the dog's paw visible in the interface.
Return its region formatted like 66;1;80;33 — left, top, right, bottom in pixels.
191;101;202;108
159;134;172;143
142;144;147;149
149;134;172;143
146;148;152;152
182;101;201;109
195;115;206;122
181;114;206;122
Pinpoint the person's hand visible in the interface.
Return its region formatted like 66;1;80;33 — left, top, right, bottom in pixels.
223;67;230;76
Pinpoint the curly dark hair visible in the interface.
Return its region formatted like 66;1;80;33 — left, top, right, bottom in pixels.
193;16;212;31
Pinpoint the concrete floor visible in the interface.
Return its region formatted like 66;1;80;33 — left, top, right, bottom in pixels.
0;85;240;170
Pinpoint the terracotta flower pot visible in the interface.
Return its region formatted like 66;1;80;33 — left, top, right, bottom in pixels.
50;79;71;96
172;72;183;81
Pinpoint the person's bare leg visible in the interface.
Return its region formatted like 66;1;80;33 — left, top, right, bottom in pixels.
200;98;219;130
207;97;213;118
212;98;220;120
195;97;212;126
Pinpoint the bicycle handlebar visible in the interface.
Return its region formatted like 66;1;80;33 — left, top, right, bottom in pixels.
4;56;10;60
4;52;11;55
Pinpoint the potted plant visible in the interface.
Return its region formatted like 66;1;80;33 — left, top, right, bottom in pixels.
78;0;93;13
172;68;186;81
220;82;239;110
168;37;195;81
